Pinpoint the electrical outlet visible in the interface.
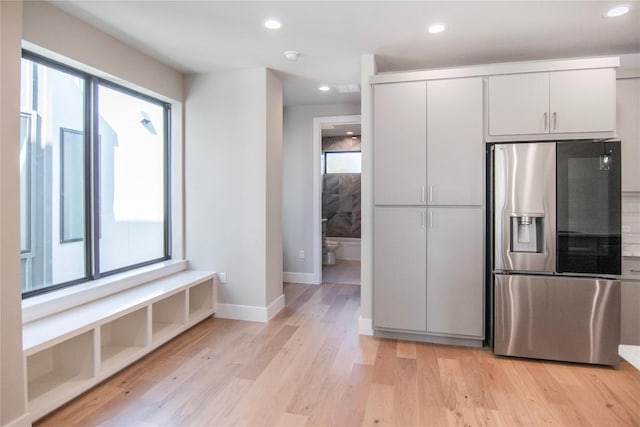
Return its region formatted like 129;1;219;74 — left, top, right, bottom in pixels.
299;250;305;259
219;272;227;283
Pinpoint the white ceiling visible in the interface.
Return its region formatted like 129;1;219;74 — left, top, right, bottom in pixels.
322;123;362;137
51;1;640;106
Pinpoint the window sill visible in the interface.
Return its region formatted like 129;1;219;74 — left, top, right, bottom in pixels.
22;259;188;324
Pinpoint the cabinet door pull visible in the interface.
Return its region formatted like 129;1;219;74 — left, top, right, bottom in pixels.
544;112;548;130
429;186;433;203
429;211;433;228
552;112;557;130
630;269;640;273
421;185;426;203
421;211;426;228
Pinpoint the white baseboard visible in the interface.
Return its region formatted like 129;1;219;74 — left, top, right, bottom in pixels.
358;316;373;336
283;271;320;285
5;412;30;427
215;294;285;323
216;302;268;322
267;294;286;320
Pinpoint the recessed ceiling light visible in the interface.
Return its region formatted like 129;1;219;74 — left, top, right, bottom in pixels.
428;23;446;34
346;131;354;135
264;19;282;29
606;5;630;17
319;85;331;92
284;50;299;61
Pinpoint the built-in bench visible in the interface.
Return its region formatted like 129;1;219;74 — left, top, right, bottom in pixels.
22;269;216;422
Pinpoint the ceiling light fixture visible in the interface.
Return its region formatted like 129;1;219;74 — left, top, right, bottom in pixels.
318;85;331;92
346;131;354;135
334;83;361;93
264;19;282;29
284;50;299;61
605;5;630;17
428;23;446;34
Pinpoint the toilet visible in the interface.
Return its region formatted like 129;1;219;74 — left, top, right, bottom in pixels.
323;240;340;265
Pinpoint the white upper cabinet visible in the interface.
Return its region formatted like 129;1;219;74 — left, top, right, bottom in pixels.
374;81;427;205
489;68;616;138
617;78;640;192
427;78;484;206
489;73;549;136
549;69;616;134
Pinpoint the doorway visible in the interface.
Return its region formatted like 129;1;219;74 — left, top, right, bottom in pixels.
312;115;361;285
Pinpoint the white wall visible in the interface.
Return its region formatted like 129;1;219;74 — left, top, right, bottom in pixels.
1;1;28;425
282;103;360;279
22;1;183;103
185;68;284;314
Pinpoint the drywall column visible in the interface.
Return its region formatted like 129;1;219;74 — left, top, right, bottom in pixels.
265;72;284;306
1;1;28;425
185;68;284;321
360;53;377;335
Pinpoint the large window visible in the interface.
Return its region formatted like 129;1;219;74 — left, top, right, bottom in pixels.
20;52;170;297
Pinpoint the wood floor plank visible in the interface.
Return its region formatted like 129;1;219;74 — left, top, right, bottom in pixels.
393;357;420;426
276;412;308;427
237;324;299;380
35;282;640;427
362;383;394;426
333;363;374;427
372;339;397;386
396;340;417;359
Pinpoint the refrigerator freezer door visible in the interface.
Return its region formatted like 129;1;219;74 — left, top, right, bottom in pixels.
494;143;556;273
494;274;620;366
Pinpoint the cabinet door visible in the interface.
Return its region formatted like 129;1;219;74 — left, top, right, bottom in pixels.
427;78;484;206
550;69;616;133
374;207;427;332
617;78;640;192
374;82;427;205
488;73;549;136
426;207;483;338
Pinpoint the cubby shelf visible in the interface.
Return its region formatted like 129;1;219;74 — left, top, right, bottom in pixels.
22;270;216;423
152;292;186;344
189;280;214;322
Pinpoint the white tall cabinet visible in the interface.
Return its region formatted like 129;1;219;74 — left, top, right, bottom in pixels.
373;77;485;344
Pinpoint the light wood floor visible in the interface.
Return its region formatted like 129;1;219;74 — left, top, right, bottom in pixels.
37;283;640;426
322;260;361;285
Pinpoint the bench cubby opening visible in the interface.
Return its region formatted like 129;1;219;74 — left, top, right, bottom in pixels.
100;307;148;371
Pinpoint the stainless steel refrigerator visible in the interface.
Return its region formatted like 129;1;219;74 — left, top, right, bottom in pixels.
492;141;621;366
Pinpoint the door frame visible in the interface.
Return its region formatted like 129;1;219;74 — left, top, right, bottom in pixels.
312;114;361;284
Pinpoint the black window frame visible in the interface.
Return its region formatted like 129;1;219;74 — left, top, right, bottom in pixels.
21;50;172;299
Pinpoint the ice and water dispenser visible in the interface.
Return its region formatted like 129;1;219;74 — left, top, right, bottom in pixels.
510;214;544;253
